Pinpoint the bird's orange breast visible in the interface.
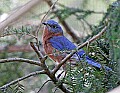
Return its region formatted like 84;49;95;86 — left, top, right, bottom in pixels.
42;27;64;63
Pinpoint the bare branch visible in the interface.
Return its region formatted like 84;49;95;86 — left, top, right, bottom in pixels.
30;42;71;93
0;70;46;90
37;80;52;93
34;0;59;54
30;42;46;61
0;0;43;35
45;0;81;43
52;26;108;74
0;57;42;66
0;0;71;92
36;0;59;38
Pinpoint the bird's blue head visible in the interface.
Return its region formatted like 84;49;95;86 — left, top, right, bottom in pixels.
42;20;63;33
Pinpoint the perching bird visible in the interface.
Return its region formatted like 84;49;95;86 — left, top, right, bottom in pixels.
42;19;112;71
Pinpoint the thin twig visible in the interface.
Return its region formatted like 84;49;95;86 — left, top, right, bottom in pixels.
37;80;52;93
30;42;47;62
45;0;81;43
34;0;59;51
0;57;42;66
82;19;93;31
97;48;110;61
52;26;108;74
57;71;64;79
36;0;59;38
53;87;59;93
0;70;46;90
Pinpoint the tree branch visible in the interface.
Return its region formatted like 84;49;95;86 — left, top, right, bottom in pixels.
30;42;71;93
45;0;81;43
30;42;46;62
37;80;52;93
52;26;107;74
36;0;59;38
0;0;43;35
0;70;46;90
0;57;42;66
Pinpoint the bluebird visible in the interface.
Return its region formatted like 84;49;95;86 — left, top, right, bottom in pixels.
42;20;112;71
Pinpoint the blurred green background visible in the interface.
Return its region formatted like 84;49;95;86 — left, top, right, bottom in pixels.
0;0;119;93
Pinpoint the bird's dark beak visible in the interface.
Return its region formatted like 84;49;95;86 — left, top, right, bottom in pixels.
42;22;47;25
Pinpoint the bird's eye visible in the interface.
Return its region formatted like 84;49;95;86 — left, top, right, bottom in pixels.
51;25;57;28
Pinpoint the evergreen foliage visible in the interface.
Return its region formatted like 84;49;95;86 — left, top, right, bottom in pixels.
63;1;120;93
0;0;119;93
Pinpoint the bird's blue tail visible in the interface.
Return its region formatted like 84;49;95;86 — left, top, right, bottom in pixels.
77;49;112;71
86;56;112;71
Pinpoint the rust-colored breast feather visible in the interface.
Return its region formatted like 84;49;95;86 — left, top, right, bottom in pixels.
42;27;64;63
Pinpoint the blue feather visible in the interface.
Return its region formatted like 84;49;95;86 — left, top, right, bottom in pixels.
44;20;112;71
49;36;76;50
49;36;112;71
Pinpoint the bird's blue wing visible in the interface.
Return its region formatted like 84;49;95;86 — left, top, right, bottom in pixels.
49;36;76;51
85;56;112;71
49;35;85;60
49;36;112;71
